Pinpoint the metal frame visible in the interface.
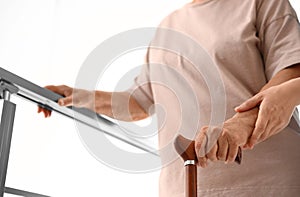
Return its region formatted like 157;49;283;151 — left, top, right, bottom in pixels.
0;91;16;197
0;67;158;156
0;67;159;197
0;81;51;197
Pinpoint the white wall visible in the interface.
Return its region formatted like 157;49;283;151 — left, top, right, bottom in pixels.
0;0;299;197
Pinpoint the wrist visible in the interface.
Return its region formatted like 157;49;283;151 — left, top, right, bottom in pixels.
94;90;112;114
225;107;258;124
282;79;300;106
231;107;258;127
234;107;258;118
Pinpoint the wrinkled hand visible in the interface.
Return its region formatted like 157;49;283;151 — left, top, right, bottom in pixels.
235;84;298;148
38;85;95;118
195;108;258;167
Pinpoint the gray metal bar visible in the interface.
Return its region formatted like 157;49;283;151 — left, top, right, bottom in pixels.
3;91;10;101
0;100;16;197
4;187;50;197
0;67;158;156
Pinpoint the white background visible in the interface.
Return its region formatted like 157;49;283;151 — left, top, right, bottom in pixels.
0;0;299;196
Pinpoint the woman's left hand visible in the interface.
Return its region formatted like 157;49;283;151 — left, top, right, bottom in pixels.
235;83;298;148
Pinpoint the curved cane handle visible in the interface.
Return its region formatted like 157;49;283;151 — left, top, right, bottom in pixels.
174;135;242;164
174;135;198;197
174;135;197;162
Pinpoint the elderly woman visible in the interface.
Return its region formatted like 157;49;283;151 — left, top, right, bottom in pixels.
40;0;300;196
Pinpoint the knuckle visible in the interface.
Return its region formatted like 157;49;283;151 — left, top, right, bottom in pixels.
255;124;265;130
200;126;208;133
206;151;215;160
230;141;239;147
217;152;226;161
195;141;202;151
227;154;235;162
45;85;55;90
256;94;264;100
198;157;207;165
208;155;217;161
64;89;72;96
206;153;212;160
251;133;260;140
221;129;229;137
227;136;239;145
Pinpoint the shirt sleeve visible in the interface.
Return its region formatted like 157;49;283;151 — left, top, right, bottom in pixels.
127;50;154;113
257;0;300;80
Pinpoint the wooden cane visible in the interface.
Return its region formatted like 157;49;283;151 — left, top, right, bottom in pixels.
174;135;198;197
174;135;242;197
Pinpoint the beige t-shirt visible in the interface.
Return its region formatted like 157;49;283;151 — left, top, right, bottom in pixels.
131;0;300;196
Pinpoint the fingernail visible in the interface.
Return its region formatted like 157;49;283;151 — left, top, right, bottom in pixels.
59;100;64;106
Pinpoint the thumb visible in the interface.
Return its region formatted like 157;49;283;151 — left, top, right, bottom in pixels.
235;94;262;112
58;96;73;106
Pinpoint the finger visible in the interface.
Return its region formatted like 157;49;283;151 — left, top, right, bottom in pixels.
45;85;71;96
248;110;269;148
227;143;239;163
44;110;51;118
242;144;252;150
206;144;218;162
195;128;207;158
263;114;288;141
43;110;48;118
195;128;208;167
248;120;269;148
205;126;222;155
37;106;42;113
217;134;228;161
197;156;208;168
46;111;50;118
259;121;278;143
235;94;263;112
58;96;73;106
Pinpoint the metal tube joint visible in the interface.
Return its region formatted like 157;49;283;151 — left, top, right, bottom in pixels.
0;80;19;101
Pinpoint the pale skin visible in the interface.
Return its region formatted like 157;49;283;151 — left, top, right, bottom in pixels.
235;77;300;149
38;86;149;121
39;0;300;167
39;65;300;168
195;64;300;167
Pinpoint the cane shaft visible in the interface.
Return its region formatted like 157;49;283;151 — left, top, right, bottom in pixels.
185;164;197;197
175;135;242;197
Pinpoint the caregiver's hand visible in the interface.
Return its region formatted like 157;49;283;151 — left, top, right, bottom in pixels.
38;85;95;118
235;79;300;149
195;108;258;167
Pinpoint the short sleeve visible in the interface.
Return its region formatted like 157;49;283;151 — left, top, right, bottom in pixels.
256;0;300;131
257;0;300;80
127;50;154;113
262;15;300;80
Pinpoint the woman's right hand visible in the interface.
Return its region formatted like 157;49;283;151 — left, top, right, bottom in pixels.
235;78;300;148
38;85;95;118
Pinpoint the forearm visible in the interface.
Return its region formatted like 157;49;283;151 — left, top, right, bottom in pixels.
94;91;149;121
260;64;300;91
227;66;300;124
294;78;300;105
284;78;300;106
234;64;300;148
